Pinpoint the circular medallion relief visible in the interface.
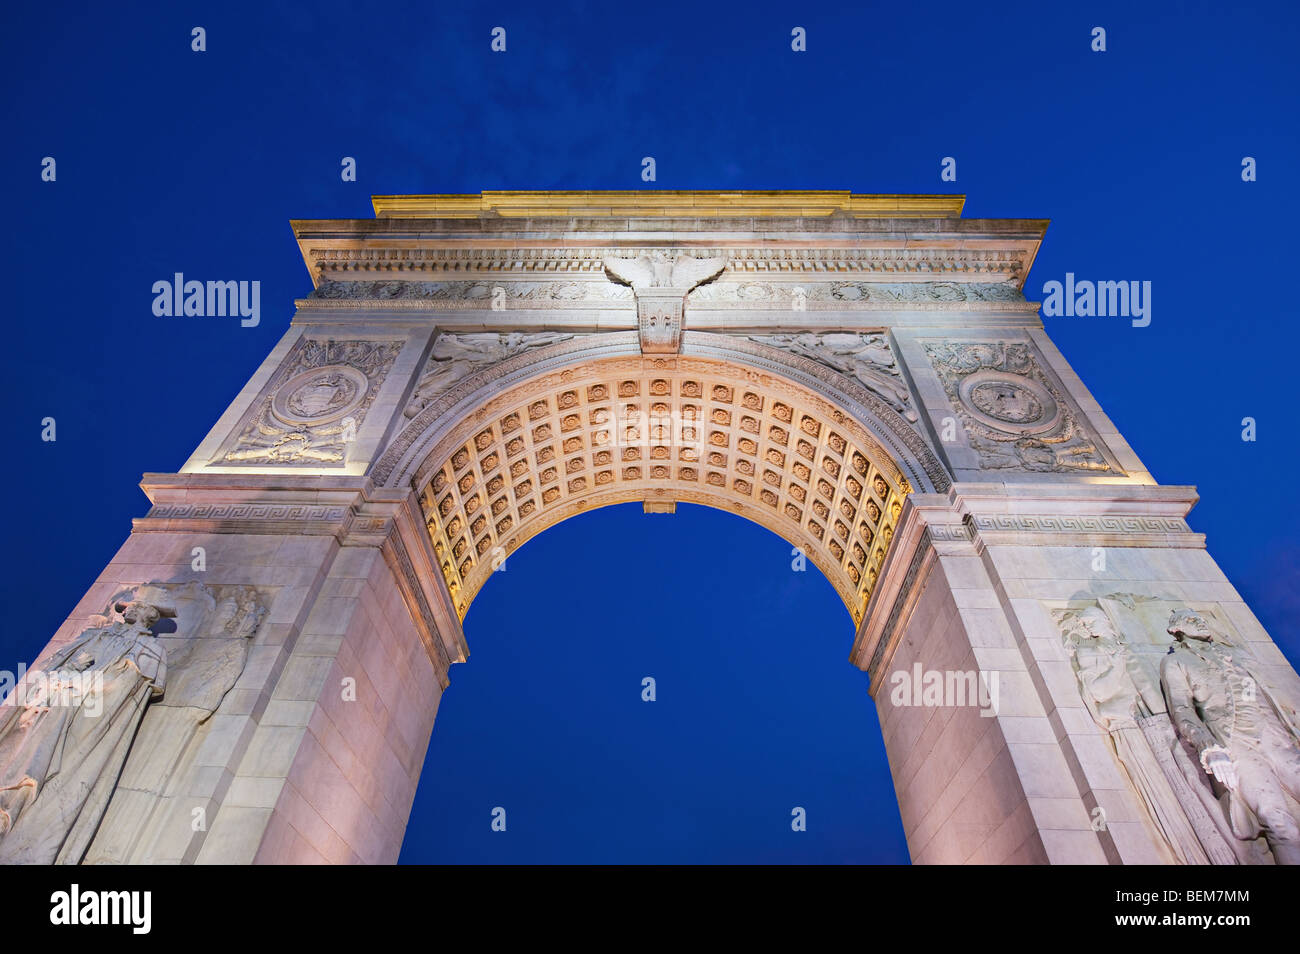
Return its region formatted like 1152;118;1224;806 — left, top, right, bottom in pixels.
970;380;1042;422
271;365;368;426
958;370;1060;435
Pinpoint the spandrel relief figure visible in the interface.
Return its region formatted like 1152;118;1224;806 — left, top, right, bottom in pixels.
751;333;918;422
0;600;167;864
1059;606;1214;864
1161;609;1300;864
405;332;572;419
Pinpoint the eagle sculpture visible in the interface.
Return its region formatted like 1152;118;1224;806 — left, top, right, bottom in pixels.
602;251;726;291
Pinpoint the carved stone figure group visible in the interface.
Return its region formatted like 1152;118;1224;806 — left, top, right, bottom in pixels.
1059;600;1300;864
0;583;264;864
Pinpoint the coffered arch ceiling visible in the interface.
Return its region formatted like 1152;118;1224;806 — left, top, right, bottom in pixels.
379;333;949;626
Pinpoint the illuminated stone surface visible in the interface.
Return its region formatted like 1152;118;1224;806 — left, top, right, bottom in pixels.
5;191;1298;865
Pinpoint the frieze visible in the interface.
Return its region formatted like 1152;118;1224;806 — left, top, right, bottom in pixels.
691;281;1024;304
309;279;633;303
145;503;349;522
968;514;1190;534
926;523;974;542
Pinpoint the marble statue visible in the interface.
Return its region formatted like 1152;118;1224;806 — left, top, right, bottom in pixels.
0;582;266;865
79;582;266;864
1059;606;1215;864
1161;609;1300;864
0;600;168;864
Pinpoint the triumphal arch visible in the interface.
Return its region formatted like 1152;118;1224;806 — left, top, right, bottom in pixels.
4;191;1299;865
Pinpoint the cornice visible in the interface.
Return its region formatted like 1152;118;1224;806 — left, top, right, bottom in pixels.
369;191;967;219
292;297;1040;315
947;482;1205;549
292;193;1050;293
295;238;1045;290
304;246;1034;285
134;472;377;537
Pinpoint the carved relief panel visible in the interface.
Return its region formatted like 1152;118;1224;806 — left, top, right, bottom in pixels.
749;333;918;423
0;581;269;864
309;279;634;306
689;280;1025;305
405;332;574;420
216;337;403;467
923;340;1118;474
1051;595;1300;866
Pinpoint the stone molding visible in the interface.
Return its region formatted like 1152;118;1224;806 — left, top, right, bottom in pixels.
136;502;352;536
307;248;1031;282
368;190;969;219
948;482;1204;549
865;528;936;681
380;508;463;688
135;473;383;537
963;513;1201;549
130;473;465;686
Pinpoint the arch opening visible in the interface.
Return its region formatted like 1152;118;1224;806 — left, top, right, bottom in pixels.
398;501;910;863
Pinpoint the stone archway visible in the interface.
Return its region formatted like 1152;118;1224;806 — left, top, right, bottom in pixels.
7;191;1300;866
380;333;943;627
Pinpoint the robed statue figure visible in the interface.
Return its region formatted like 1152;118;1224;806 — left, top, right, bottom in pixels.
0;599;167;864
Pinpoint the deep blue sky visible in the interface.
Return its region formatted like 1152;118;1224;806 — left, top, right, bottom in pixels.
2;2;1297;863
